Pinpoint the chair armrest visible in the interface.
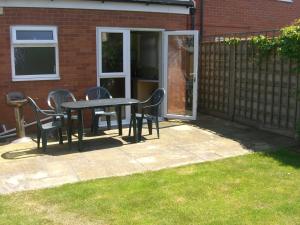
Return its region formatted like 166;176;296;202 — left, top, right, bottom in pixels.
41;109;55;113
40;110;64;118
142;103;160;110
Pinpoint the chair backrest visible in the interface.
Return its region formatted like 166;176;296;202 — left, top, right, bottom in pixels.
145;88;165;116
47;89;76;113
148;88;165;106
27;97;43;129
85;87;112;100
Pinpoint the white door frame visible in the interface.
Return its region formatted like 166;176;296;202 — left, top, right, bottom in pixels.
163;30;199;120
96;28;131;124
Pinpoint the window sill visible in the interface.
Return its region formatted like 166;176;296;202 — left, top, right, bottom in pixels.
12;76;60;82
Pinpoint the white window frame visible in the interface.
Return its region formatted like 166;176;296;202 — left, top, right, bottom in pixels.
10;25;60;81
96;28;131;124
277;0;293;2
163;30;199;120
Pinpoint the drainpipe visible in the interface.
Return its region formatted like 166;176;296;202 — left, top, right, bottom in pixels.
199;0;204;44
190;7;196;30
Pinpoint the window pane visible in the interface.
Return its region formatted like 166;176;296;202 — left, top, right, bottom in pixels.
100;78;126;119
100;78;125;98
167;35;194;116
101;32;123;73
14;47;56;75
16;30;54;40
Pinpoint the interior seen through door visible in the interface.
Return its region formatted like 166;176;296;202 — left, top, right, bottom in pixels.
131;31;160;103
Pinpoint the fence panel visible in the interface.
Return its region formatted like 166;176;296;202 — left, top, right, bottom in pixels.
200;31;300;138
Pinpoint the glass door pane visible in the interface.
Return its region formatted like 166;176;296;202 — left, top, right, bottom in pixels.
100;78;126;119
164;31;198;120
101;32;124;73
97;28;131;123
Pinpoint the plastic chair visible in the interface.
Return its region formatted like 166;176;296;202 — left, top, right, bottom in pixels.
47;89;78;130
129;88;165;140
27;97;64;151
85;87;116;134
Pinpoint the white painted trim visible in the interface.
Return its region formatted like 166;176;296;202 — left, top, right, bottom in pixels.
0;0;190;14
277;0;293;3
11;25;57;44
96;27;131;123
163;30;199;120
10;25;60;81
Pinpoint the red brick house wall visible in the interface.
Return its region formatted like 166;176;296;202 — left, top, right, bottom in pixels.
0;7;191;129
200;0;300;35
1;0;300;129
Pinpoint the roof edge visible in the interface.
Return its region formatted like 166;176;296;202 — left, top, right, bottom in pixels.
99;0;195;7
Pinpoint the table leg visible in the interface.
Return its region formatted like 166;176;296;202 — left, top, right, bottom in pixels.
116;106;122;136
77;109;83;151
131;104;138;142
67;109;72;150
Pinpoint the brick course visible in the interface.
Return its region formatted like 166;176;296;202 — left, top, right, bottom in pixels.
0;7;190;129
201;0;300;35
1;0;300;129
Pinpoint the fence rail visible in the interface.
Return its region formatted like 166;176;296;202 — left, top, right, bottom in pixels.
199;30;300;138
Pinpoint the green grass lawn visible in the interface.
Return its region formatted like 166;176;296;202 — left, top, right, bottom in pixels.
1;150;300;225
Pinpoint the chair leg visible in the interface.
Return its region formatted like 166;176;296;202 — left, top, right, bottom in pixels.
41;131;47;152
128;117;132;136
70;119;73;135
155;117;160;138
37;129;41;149
58;128;63;145
106;115;111;130
90;112;95;133
137;118;143;141
147;119;153;135
94;116;99;135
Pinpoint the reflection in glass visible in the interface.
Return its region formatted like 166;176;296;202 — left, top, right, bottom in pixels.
101;33;123;73
100;78;126;119
16;30;54;40
167;35;194;116
14;47;56;75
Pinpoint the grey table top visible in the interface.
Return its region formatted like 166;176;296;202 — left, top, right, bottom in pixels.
61;98;140;110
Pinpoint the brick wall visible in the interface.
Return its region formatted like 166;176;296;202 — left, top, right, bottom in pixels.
200;0;300;35
1;1;299;129
0;7;190;129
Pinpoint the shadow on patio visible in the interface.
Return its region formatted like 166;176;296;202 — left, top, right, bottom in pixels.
0;121;184;161
0;114;298;194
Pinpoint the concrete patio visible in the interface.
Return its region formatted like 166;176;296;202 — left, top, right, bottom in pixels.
0;114;296;194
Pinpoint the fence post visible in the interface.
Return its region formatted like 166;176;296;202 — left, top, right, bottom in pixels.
295;65;300;141
228;44;236;121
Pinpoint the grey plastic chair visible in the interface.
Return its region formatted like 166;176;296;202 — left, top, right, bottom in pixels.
47;89;78;131
27;97;64;152
85;87;116;134
129;88;165;140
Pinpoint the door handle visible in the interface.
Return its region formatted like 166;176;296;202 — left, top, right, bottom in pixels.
190;73;197;83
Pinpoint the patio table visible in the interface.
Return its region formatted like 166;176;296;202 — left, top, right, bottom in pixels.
61;98;140;151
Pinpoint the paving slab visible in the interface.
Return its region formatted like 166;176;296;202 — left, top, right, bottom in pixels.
0;114;296;194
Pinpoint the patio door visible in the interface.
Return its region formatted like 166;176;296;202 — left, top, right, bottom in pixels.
96;28;131;123
163;31;199;120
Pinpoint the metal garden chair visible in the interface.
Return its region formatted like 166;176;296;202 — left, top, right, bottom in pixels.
129;88;165;140
27;97;64;151
85;87;116;134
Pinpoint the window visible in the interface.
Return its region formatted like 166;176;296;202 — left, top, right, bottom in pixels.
277;0;293;2
11;26;59;81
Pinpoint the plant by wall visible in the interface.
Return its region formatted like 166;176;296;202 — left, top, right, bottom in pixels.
224;19;300;67
250;35;279;59
278;19;300;63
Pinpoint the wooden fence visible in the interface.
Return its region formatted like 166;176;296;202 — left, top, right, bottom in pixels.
199;31;300;138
